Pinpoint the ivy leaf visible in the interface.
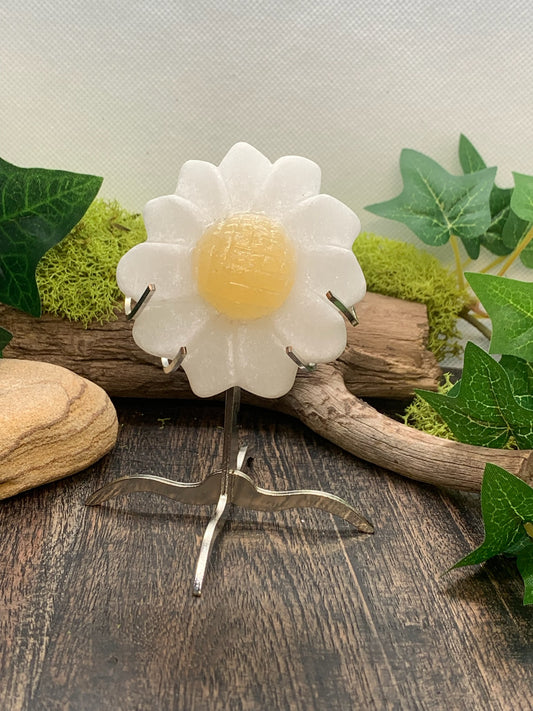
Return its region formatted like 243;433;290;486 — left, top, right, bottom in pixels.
0;326;11;357
0;158;102;316
458;133;486;174
452;464;533;604
416;342;533;449
466;272;533;361
522;249;533;269
502;211;533;268
517;547;533;604
502;209;531;250
511;172;533;222
459;141;533;263
479;199;513;256
508;173;533;267
454;464;533;567
365;149;496;258
500;355;533;409
458;135;513;256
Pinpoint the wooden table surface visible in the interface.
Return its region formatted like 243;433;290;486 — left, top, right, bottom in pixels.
1;397;532;711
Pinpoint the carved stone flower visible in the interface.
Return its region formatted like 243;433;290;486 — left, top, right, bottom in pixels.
117;142;366;398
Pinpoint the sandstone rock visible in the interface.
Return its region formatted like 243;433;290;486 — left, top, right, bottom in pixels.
0;359;118;500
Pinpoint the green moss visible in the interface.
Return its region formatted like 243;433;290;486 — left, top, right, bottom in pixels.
402;373;457;440
36;199;146;326
353;232;471;360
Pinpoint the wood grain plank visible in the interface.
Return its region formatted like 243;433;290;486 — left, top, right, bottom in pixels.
1;399;532;711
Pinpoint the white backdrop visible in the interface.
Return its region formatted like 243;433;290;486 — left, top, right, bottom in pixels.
1;0;532;279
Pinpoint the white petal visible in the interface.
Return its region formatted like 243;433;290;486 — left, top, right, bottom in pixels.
235;322;298;398
116;243;195;301
143;195;205;244
218;142;272;212
131;297;213;359
183;316;237;397
272;289;347;363
257;156;321;219
281;194;360;249
297;247;366;307
175;160;228;225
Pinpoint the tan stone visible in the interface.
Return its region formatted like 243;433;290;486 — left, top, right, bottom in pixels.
0;359;118;500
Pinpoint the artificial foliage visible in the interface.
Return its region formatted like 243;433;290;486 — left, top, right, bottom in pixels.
458;134;514;257
36;199;146;326
467;272;533;362
499;355;533;410
0;157;102;317
417;342;532;449
510;172;533;268
416;273;533;451
458;136;533;268
365;148;496;259
353;232;470;360
511;172;533;219
453;464;533;605
0;327;11;357
364;136;533;322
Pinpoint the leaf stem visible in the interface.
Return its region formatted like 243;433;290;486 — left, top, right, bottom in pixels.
450;235;466;291
480;255;506;274
459;307;492;341
497;225;533;276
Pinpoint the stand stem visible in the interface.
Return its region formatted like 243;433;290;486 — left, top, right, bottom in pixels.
222;387;241;481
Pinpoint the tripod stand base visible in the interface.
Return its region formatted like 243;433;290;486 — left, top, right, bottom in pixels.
87;467;373;595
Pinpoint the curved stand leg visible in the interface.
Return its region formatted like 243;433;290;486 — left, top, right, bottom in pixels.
193;492;231;596
86;471;225;508
230;470;374;533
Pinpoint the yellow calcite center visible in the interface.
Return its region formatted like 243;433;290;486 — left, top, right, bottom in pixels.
194;213;295;320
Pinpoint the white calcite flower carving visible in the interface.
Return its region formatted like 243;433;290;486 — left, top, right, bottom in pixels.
117;142;366;398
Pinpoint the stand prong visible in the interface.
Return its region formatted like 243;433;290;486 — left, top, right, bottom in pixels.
326;291;359;326
285;346;316;372
161;347;187;374
125;284;155;320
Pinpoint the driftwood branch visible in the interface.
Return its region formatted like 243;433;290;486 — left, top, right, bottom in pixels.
3;293;531;491
0;292;441;400
261;367;533;491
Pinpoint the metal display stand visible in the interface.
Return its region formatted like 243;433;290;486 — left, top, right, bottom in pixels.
86;285;373;596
